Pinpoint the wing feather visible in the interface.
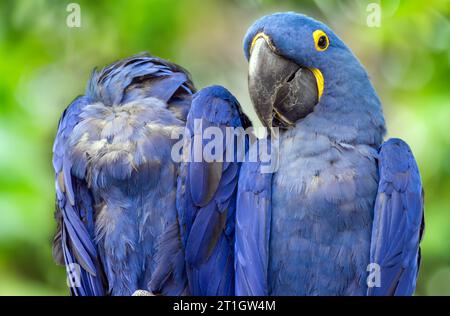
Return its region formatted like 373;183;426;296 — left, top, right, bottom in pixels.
53;95;106;296
368;138;424;296
177;86;248;295
235;140;273;296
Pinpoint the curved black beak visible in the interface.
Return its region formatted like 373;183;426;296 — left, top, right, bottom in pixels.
248;37;319;130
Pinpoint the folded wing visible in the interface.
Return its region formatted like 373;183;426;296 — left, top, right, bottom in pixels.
177;85;249;295
368;138;424;296
235;139;274;296
52;95;106;296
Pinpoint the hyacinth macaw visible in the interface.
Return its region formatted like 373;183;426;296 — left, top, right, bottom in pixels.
176;85;250;296
52;54;196;296
235;13;424;295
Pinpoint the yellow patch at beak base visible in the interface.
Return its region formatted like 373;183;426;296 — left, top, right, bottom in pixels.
309;68;324;100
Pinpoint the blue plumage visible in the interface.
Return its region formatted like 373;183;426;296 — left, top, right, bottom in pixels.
52;13;424;296
236;13;424;296
235;142;273;296
177;85;249;295
53;95;105;296
53;54;194;295
368;138;424;295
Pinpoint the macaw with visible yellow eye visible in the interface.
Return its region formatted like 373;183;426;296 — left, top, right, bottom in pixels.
235;12;424;296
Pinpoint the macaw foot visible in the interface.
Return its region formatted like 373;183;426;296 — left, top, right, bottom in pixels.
132;290;155;296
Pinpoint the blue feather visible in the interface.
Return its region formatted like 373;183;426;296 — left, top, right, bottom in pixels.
177;85;249;296
235;142;273;296
368;139;424;296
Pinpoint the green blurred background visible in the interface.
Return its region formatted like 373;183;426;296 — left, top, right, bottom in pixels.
0;0;448;295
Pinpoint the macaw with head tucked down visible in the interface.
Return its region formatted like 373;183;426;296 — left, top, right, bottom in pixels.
235;13;424;296
52;54;198;296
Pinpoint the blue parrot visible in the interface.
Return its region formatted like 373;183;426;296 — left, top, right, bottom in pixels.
176;85;250;296
52;54;196;296
235;13;424;296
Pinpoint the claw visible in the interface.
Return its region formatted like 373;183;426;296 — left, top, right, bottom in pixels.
132;290;155;296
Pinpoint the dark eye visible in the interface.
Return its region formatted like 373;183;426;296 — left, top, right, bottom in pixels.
313;30;329;51
318;36;327;49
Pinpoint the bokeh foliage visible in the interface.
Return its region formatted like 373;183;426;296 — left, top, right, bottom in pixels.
0;0;448;295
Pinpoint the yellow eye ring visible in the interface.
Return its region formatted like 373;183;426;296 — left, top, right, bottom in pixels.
313;30;329;51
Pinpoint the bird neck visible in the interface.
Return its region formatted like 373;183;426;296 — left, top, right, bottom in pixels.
300;54;386;147
321;51;375;104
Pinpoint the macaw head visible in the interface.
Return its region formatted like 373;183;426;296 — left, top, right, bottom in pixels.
244;12;385;144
